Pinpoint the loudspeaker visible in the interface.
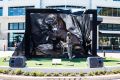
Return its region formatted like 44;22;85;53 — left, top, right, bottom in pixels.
9;56;26;68
87;57;103;68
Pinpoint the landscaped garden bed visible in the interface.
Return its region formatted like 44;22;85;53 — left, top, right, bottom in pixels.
0;69;120;77
1;57;120;68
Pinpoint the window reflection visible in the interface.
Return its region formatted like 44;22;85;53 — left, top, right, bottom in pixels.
99;23;120;31
99;34;120;50
113;0;120;1
0;7;3;16
101;7;108;16
8;6;34;16
8;23;25;30
118;8;120;16
107;8;112;16
107;24;113;30
97;7;102;15
113;8;117;16
99;24;108;30
8;33;24;47
97;7;120;17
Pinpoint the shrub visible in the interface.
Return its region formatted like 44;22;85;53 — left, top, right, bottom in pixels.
2;69;9;74
88;72;95;76
99;71;106;75
70;73;76;76
9;70;15;75
94;71;101;75
38;72;45;77
23;72;30;76
112;70;119;74
1;68;120;77
105;71;113;75
30;72;37;76
79;72;85;76
0;69;4;73
14;69;23;75
62;72;70;76
53;73;59;76
45;73;52;76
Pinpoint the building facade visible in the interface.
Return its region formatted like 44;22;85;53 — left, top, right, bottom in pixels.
0;0;120;51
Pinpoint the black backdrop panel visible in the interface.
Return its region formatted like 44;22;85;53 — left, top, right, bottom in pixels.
12;9;97;58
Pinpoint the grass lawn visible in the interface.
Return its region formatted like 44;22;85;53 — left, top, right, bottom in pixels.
0;57;120;68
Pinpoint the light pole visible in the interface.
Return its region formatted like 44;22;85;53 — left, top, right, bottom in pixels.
89;0;92;9
64;0;67;9
112;44;113;52
40;0;42;8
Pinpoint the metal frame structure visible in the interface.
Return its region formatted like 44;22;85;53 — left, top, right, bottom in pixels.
25;9;97;58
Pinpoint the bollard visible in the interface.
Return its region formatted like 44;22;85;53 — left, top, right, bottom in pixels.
3;43;5;51
103;51;106;58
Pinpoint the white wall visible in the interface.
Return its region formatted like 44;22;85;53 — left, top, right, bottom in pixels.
92;0;120;9
101;16;120;24
42;0;88;8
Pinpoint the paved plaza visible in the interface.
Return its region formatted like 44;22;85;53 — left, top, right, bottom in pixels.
0;51;120;58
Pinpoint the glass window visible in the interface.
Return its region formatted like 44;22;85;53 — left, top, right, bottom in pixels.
8;8;14;16
8;33;24;47
118;8;120;16
107;24;113;30
97;7;102;15
113;8;117;16
9;23;14;30
97;7;120;17
13;23;18;30
113;24;120;31
8;6;34;16
19;23;24;30
99;34;120;50
99;24;108;30
107;8;112;16
99;37;109;46
0;7;3;16
113;0;120;1
117;24;120;30
99;23;120;31
8;22;25;30
101;7;108;16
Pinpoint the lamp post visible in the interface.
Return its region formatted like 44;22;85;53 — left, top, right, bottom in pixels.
64;0;67;9
40;0;42;8
112;44;113;52
89;0;92;9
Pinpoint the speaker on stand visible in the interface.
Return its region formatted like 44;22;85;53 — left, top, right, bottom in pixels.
9;56;26;68
87;57;104;68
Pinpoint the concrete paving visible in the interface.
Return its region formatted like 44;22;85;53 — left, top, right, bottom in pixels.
98;52;120;58
1;65;120;74
0;51;120;58
0;74;120;80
